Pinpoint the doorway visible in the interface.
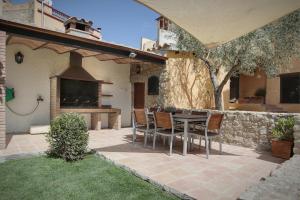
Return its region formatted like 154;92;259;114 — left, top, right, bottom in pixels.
134;82;145;109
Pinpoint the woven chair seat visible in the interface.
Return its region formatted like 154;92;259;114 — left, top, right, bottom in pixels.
189;129;220;137
156;128;183;135
136;124;155;131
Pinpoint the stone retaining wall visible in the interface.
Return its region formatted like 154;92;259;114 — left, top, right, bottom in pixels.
220;111;299;150
293;115;300;155
194;110;300;151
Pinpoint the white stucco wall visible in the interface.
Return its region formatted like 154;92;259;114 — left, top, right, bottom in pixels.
6;44;132;133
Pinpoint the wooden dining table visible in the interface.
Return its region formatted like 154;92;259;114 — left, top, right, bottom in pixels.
173;114;207;156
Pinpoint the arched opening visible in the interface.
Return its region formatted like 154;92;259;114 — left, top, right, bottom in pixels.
148;76;159;95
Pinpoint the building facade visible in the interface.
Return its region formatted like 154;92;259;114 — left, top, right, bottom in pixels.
0;0;165;137
139;16;300;113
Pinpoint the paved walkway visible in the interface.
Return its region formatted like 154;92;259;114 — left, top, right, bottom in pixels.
0;128;283;200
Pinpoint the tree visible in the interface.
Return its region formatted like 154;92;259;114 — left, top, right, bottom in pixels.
174;10;300;110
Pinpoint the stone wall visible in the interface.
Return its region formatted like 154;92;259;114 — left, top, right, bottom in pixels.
0;31;6;149
204;110;299;151
2;0;34;25
293;115;300;155
130;52;214;110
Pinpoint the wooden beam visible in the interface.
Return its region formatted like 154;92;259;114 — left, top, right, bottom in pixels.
6;35;12;45
84;52;103;57
58;47;79;54
32;42;49;50
97;57;124;61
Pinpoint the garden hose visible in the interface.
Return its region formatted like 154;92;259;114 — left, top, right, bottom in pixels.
6;101;40;116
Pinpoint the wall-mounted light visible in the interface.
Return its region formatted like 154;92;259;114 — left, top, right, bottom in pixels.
15;52;24;64
129;52;137;58
136;65;142;74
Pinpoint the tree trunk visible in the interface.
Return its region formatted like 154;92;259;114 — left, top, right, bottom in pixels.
214;90;223;110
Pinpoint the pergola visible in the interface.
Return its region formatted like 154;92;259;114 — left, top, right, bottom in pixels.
137;0;300;48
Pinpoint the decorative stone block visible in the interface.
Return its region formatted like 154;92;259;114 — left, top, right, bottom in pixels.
108;112;121;130
91;113;101;130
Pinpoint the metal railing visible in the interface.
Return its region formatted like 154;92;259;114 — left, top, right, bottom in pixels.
37;0;70;22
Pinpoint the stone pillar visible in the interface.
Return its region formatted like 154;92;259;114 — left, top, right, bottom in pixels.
50;77;60;120
0;31;6;149
91;113;101;130
108;111;121;130
293;115;300;155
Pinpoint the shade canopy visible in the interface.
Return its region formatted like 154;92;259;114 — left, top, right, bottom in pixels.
137;0;300;48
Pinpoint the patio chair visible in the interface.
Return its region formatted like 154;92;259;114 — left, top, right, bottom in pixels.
132;109;154;147
189;110;209;150
191;110;208;130
188;113;224;159
153;112;183;155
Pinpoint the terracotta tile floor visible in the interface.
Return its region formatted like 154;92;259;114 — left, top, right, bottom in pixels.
0;128;284;200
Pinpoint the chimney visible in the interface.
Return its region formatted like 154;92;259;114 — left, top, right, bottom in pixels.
60;51;97;81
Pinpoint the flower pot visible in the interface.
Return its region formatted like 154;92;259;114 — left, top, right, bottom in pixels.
271;140;293;159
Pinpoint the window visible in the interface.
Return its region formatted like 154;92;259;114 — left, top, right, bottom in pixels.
148;76;159;95
280;73;300;104
159;17;170;30
75;23;86;31
229;76;239;101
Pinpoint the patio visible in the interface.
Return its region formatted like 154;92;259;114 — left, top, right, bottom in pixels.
0;128;283;200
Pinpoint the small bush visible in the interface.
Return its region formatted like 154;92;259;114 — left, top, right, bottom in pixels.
164;106;177;113
47;113;89;161
272;117;295;141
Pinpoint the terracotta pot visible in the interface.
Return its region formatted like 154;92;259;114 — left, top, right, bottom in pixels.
271;140;293;159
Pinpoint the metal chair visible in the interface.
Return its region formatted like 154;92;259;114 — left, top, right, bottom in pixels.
152;112;183;155
188;113;224;159
132;109;154;147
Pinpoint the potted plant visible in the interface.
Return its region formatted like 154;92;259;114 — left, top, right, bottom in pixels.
271;116;295;159
164;106;177;115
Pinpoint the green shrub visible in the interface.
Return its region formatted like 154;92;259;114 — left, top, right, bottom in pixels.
164;106;177;113
272;117;295;141
47;113;89;161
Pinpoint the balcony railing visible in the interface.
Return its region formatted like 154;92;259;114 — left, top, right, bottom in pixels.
51;7;70;22
37;0;70;22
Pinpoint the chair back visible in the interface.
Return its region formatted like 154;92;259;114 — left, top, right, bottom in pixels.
154;112;172;129
207;113;224;131
133;109;147;126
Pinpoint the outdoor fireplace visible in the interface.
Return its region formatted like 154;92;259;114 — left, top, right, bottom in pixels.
50;51;121;130
60;78;98;108
58;51;100;108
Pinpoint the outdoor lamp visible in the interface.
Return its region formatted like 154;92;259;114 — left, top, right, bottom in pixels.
136;65;142;74
15;52;24;64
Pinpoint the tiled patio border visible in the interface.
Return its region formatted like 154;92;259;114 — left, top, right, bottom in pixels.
96;151;195;200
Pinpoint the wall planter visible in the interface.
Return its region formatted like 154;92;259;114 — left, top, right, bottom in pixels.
271;140;293;159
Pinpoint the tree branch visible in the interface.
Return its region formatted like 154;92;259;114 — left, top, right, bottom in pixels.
218;60;241;93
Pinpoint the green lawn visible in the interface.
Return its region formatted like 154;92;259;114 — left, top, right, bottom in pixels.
0;154;178;200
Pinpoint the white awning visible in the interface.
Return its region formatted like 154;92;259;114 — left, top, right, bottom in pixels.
137;0;300;48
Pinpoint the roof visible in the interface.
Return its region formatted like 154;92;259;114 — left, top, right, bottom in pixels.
0;19;167;65
137;0;300;48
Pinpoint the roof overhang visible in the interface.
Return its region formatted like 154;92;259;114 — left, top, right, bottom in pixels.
137;0;300;48
0;19;166;65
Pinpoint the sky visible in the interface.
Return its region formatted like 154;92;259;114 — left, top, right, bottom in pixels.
12;0;159;48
